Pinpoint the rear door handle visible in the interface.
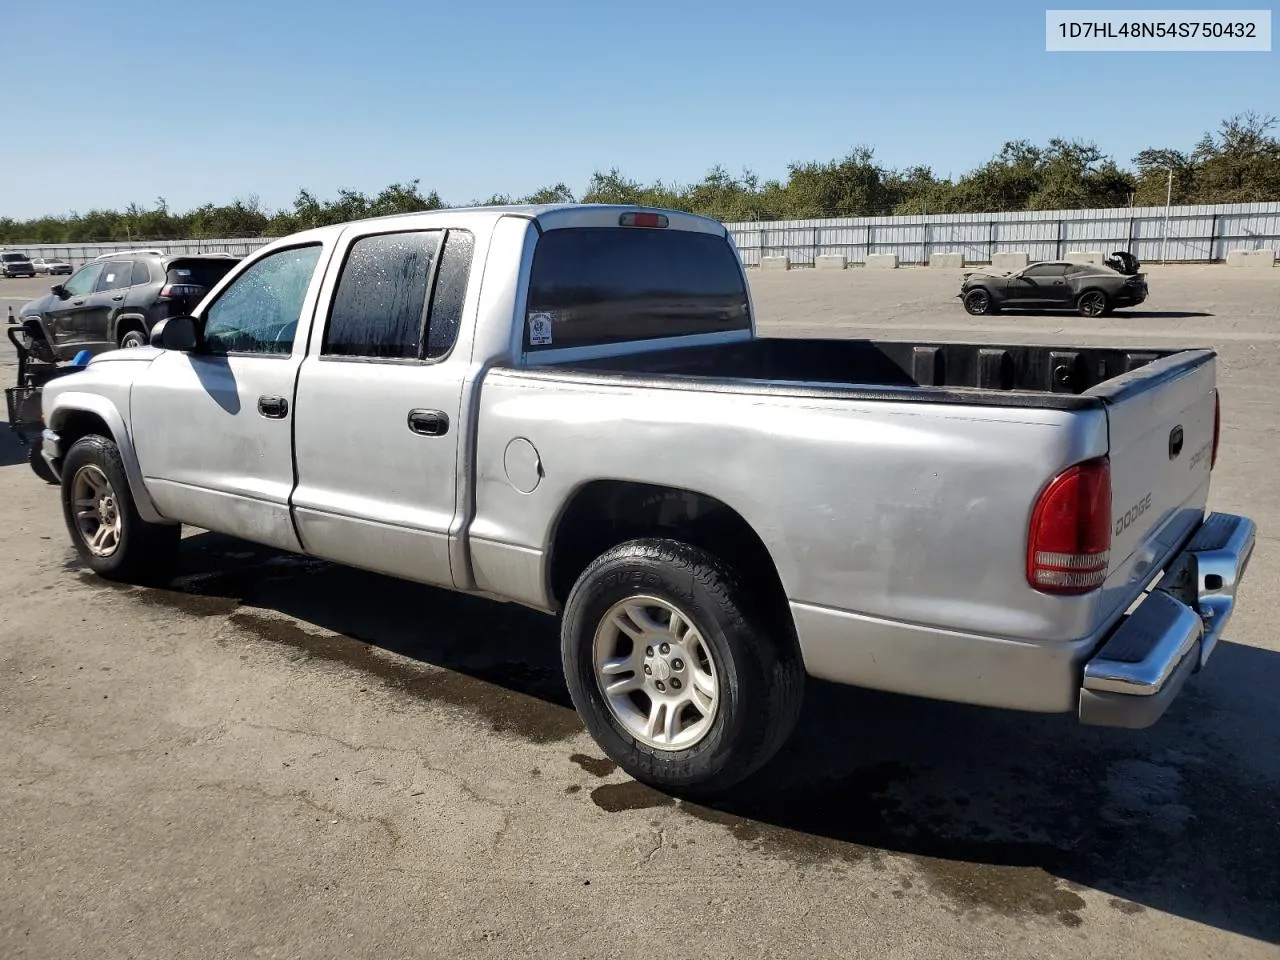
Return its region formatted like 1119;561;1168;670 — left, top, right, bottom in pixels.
111;295;124;301
258;395;289;419
407;409;449;437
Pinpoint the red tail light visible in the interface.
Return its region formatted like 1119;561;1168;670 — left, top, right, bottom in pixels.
619;212;668;228
1211;390;1221;469
1027;456;1112;595
159;283;206;300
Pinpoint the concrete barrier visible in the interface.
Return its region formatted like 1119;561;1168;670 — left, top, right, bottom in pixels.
815;255;847;270
1226;249;1276;268
760;256;790;271
928;252;964;268
866;254;898;270
1065;250;1104;265
991;252;1029;271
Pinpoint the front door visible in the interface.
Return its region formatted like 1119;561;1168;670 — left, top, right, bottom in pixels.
290;226;477;589
44;262;104;352
1007;263;1070;307
130;242;330;551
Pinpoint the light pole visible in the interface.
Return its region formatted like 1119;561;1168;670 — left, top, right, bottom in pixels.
1160;165;1173;264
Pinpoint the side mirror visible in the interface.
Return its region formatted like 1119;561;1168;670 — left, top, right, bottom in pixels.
51;284;68;299
150;316;198;352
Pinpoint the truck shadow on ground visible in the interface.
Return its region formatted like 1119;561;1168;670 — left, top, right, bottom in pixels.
95;530;1280;943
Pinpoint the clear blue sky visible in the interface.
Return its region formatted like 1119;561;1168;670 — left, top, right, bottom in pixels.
2;0;1274;219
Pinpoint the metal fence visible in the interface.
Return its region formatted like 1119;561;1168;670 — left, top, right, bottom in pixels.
4;201;1279;269
1;238;270;269
724;201;1280;266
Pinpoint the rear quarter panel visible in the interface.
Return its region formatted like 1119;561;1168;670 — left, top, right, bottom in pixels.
468;371;1114;645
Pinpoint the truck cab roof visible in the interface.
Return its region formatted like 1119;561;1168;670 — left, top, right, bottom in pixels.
304;203;728;239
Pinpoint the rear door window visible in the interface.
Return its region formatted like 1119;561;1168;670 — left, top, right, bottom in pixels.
96;261;134;292
323;231;442;360
524;227;750;351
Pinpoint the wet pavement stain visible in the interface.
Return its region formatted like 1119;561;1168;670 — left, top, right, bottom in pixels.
915;857;1086;926
590;782;675;813
1110;898;1145;915
588;761;1096;927
570;754;618;778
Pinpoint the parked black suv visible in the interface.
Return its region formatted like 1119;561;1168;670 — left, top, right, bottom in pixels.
2;252;37;278
17;250;242;359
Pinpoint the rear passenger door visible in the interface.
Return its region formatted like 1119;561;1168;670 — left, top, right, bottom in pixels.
90;260;135;349
291;226;477;589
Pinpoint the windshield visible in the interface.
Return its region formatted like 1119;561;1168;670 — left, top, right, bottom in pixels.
2;253;31;262
524;227;750;351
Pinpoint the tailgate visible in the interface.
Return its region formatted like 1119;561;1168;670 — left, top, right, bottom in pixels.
1090;350;1217;606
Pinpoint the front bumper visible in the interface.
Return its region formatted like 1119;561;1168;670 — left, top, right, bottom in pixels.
40;428;63;481
1079;512;1256;728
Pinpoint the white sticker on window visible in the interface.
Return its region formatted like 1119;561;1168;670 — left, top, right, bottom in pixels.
105;272;116;282
528;313;553;346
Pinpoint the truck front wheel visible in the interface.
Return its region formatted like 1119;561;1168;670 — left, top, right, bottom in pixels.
561;538;803;797
60;435;180;583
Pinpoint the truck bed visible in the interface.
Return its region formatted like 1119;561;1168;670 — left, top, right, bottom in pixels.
534;337;1211;410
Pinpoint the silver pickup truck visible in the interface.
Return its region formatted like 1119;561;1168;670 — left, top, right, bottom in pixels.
38;204;1256;794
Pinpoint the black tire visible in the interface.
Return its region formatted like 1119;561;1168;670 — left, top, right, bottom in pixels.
561;538;804;797
28;439;58;485
1077;289;1109;318
963;288;996;315
118;328;148;349
60;434;179;583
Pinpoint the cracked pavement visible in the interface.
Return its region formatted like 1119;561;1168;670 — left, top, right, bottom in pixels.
2;266;1278;958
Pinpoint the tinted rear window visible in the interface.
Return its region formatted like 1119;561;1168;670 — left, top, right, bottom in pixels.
166;258;239;288
524;228;750;351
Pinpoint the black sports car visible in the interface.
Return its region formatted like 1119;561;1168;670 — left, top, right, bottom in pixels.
959;253;1148;318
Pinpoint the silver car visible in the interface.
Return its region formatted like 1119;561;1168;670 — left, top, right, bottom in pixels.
31;257;73;276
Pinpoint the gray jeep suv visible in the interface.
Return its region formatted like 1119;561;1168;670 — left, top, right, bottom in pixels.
18;251;241;359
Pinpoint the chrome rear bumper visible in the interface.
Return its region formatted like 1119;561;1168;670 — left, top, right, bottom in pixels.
1079;512;1256;729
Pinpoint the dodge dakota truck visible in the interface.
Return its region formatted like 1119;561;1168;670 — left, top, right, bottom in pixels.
38;204;1256;794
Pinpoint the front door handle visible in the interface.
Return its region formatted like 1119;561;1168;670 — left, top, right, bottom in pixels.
111;295;124;301
407;408;449;437
258;395;289;419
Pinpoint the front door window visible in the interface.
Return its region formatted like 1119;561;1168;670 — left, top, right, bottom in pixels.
202;245;323;356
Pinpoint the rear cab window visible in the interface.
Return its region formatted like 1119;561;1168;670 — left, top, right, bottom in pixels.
523;227;750;352
166;258;239;288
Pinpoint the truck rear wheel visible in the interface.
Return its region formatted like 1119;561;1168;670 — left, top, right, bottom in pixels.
60;434;180;584
561;538;803;796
